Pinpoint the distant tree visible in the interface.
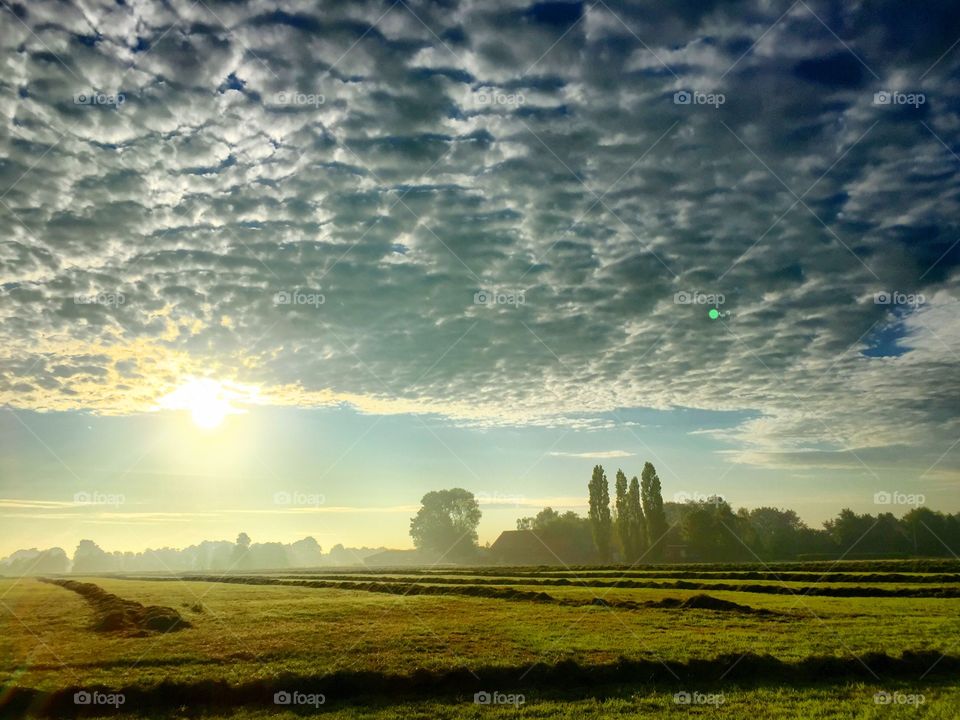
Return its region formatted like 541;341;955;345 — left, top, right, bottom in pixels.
824;509;871;552
196;540;234;571
250;542;290;569
640;462;668;559
680;499;749;562
325;544;386;565
741;507;807;560
515;507;596;563
946;513;960;555
588;465;613;561
627;475;647;561
793;525;836;558
901;508;952;556
327;543;348;563
289;537;323;567
0;547;69;576
517;507;560;530
614;469;630;561
868;513;911;556
72;540;116;573
681;502;715;560
823;508;909;557
410;488;481;561
231;532;252;570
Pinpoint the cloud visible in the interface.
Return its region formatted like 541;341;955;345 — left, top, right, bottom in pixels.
475;494;586;509
0;0;958;475
548;450;634;459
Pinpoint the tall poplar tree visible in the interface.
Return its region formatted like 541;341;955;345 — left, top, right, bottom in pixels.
641;462;668;560
627;475;647;561
588;464;613;561
614;469;630;561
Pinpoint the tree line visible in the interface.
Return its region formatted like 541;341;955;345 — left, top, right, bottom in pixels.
545;463;960;562
407;468;960;564
0;536;393;576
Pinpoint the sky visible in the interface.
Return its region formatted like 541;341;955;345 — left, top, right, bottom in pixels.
1;0;959;557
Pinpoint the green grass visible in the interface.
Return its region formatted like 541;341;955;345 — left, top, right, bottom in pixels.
39;686;960;719
205;685;960;720
1;564;958;717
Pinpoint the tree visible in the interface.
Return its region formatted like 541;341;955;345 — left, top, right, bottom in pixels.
72;540;116;573
870;512;911;556
410;488;481;561
627;475;647;561
231;532;251;570
517;507;560;530
902;507;950;556
289;537;323;567
824;509;910;557
250;542;291;570
681;499;749;561
1;547;70;575
824;509;872;551
641;462;668;559
742;507;806;560
515;507;596;563
588;465;613;561
614;469;630;561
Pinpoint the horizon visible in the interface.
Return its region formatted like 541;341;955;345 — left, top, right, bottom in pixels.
2;0;959;559
3;397;956;558
0;463;945;559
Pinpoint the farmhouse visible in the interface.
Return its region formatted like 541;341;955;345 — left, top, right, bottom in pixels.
489;530;569;566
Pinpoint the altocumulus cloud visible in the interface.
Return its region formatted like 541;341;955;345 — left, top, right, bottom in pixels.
0;0;958;472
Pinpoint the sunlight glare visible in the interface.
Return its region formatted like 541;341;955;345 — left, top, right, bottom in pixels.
160;378;257;430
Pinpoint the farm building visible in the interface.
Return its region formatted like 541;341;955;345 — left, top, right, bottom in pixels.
489;530;594;565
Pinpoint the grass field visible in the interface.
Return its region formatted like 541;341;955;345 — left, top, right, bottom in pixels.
2;561;958;717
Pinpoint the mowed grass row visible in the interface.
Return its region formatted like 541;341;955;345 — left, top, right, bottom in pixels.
265;572;960;595
278;568;960;584
281;559;960;576
2;575;958;695
258;572;960;616
474;559;960;573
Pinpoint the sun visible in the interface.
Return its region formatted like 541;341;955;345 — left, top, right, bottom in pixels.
160;378;254;430
188;384;232;429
